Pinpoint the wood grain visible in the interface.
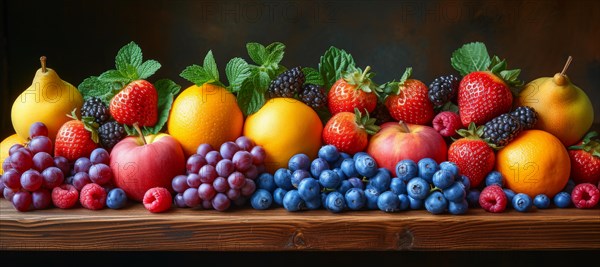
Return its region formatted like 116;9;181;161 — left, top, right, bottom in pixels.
1;199;598;251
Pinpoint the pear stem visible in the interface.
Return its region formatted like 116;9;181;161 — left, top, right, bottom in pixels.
133;123;147;145
398;121;410;133
40;56;47;73
560;56;572;76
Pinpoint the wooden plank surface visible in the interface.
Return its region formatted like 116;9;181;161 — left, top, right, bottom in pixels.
1;199;598;251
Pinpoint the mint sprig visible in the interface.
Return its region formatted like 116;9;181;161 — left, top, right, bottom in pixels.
318;46;356;92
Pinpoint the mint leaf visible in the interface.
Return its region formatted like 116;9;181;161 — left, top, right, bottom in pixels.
180;65;204;84
78;76;117;104
118;64;139;81
225;57;251;92
237;69;269;116
179;51;224;87
247;43;267;65
302;67;324;86
500;69;523;87
143;79;181;135
203;50;220;82
265;42;285;66
319;46;356;92
98;70;129;84
116;42;143;71
450;42;491;76
138;60;161;80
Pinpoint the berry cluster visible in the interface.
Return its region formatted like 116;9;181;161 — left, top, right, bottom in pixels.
267;66;327;109
171;136;265;211
82;97;126;150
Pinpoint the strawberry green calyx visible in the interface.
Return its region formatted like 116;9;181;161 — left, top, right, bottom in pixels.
381;67;413;96
66;109;99;144
342;65;378;94
456;122;500;150
354;108;380;135
451;42;523;88
569;131;600;158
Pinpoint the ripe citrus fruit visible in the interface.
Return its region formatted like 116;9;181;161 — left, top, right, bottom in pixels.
496;130;570;198
244;98;323;173
1;134;26;174
167;84;244;156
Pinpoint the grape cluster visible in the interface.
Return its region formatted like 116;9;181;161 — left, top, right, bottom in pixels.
171;136;266;211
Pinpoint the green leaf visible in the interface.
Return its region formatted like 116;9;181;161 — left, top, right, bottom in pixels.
237;69;269;116
142;79;181;135
399;67;413;85
264;42;285;66
119;64;140;81
115;41;143;71
319;46;356;91
98;70;129;84
138;60;162;80
203;50;219;82
78;76;118;105
225;57;252;92
302;67;324;86
246;43;267;66
451;42;491;76
500;69;523;87
179;51;224;87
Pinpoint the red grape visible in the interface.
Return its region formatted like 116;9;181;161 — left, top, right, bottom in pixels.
28;136;53;155
205;151;222;166
21;169;43;191
186;173;201;188
227;171;246;190
211;193;231;211
232;151;253;172
72;172;91;191
29;122;48;138
171;174;189;193
90;148;110;165
41;167;64;189
186;154;207;174
241;178;256;197
0;178;4;195
199;164;217;184
250;146;266;165
213;177;230;193
32;189;51;209
202;199;212;209
244;165;259;180
4;187;17;201
32;152;54;171
9;144;24;156
2;158;12;172
198;183;216;201
10;150;33;172
183;187;201;208
174;193;187;208
196;143;214;157
53;156;70;176
215;159;234;177
12;190;32;212
220;141;240;160
226;188;241;201
3;169;22;189
88;163;113;185
74;157;92;173
235;136;254;151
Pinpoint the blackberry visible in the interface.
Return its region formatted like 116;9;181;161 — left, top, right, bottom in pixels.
482;113;522;147
299;84;327;109
428;75;460;106
267;66;305;99
82;97;109;124
510;106;538;129
98;121;126;150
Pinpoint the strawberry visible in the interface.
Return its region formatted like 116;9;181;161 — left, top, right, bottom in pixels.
54;111;99;162
384;68;434;125
447;123;496;188
109;79;158;126
322;109;380;154
568;131;600;185
327;66;378;115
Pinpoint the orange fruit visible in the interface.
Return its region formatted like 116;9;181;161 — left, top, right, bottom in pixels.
244;98;323;173
1;134;26;174
496;130;570;198
167;84;244;156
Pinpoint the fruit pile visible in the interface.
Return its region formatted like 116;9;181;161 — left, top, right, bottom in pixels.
1;40;599;214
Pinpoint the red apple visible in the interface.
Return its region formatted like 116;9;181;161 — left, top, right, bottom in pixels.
110;131;185;202
367;121;447;176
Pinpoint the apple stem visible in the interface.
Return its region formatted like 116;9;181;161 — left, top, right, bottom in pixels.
560;56;572;76
133;123;147;145
40;56;47;73
398;121;410;133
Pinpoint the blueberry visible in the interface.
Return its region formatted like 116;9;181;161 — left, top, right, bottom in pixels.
337;180;353;194
425;191;448;214
325;191;345;213
417;158;439;183
305;197;322;210
291;169;311;188
345;188;366;210
331;156;345;169
503;188;516;203
512;193;532;212
353;152;369;161
432;170;454;189
439;161;459;178
395;159;418;182
368;168;392;192
355;154;378;178
274;168;294;190
320;192;328;206
448;199;469;215
407;177;430;200
341;158;359;178
485;171;504;187
390;177;407;195
347;177;364;190
364;187;380;210
533;194;550;209
397;194;410;211
455;175;471;191
408;195;424;209
273;188;288;206
318;145;340;163
288;153;311;172
339;152;351;160
250;189;273;210
443;182;466;202
377;191;400;212
466;189;481;207
310;158;330;178
256;173;277;193
106;188;127;209
319;169;342;189
554;192;571;208
333;168;347;180
298;177;321;201
283;190;305;211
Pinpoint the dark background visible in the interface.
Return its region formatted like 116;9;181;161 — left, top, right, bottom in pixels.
1;0;599;263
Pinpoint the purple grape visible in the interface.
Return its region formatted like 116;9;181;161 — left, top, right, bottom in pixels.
41;167;64;189
202;199;212;209
198;183;216;201
186;173;202;188
213;177;230;193
183;187;201;208
4;187;17;201
241;178;256;197
216;159;234;178
243;165;259;180
12;190;32;212
0;177;4;194
53;156;70;176
211;193;231;211
250;146;266;165
186;154;207;174
28;136;53;155
3;169;22;189
205;151;222;166
90;148;110;165
196;143;214;157
74;157;92;173
232;151;253;172
235;136;254;151
199;165;218;184
174;193;187;208
72;172;91;191
29;122;48;138
220;141;240;160
226;188;241;201
2;158;12;172
9;144;24;156
20;169;43;192
10;150;33;172
171;174;189;193
32;189;51;209
32;152;54;171
88;163;113;185
227;172;247;190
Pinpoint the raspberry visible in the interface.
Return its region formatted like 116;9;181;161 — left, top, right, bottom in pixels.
80;183;107;210
432;111;462;138
143;187;172;213
52;184;79;209
571;183;600;209
479;185;507;213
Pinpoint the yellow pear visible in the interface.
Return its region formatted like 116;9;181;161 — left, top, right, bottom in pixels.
11;57;83;141
515;57;594;146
